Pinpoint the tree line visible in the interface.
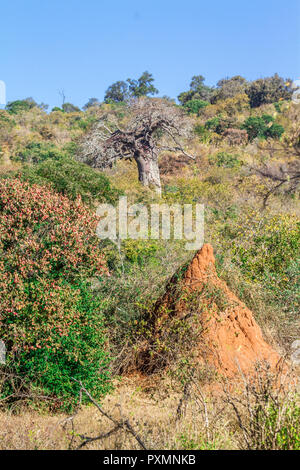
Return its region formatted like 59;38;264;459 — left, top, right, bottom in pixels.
4;71;294;114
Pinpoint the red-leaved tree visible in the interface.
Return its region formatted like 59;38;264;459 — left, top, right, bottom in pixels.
0;178;110;409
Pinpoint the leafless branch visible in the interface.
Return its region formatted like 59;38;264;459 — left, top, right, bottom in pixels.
252;131;300;206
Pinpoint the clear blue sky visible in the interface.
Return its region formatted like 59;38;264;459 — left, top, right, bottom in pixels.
1;0;299;109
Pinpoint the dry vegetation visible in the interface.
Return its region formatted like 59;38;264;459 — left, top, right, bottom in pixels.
0;90;299;450
1;362;298;450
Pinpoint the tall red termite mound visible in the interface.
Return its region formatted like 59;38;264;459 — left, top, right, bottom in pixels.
137;244;281;378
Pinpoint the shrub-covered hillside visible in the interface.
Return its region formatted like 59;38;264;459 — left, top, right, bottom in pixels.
0;73;299;448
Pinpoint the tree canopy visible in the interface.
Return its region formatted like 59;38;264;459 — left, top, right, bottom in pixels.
178;75;213;105
104;71;158;103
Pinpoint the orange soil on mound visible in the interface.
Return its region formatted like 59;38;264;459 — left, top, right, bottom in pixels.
143;243;281;378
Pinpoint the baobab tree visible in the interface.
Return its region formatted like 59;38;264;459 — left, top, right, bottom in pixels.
77;98;194;195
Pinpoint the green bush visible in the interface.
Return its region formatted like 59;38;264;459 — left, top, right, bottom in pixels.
266;122;285;139
0;111;16;127
265;400;300;450
6;281;111;412
14;141;66;164
16;156;121;205
184;99;209;115
274;102;283;113
210;152;242;168
121;239;160;265
178;75;213;105
6;99;33;114
193;124;212;143
246;74;293;108
241;116;268;140
205;115;233;134
241;114;284;141
62;102;81;113
205;116;221;132
73;115;98;131
0;178;112;411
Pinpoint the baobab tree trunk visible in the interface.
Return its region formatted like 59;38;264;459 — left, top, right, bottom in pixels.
134;153;161;195
78;99;193;194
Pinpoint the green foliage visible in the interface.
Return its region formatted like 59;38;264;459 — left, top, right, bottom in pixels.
0;178;112;410
205;115;233;134
263;400;300;450
211;75;248;103
193;124;212;143
210;152;242;168
246;74;293;108
274;101;283;113
17;156;121;205
184;99;209;114
121;239;160;265
71;114;98;131
6;281;111;412
6;97;48;114
14;141;66;164
104;81;130;103
232;213;300;285
63;141;79;157
6;99;33;114
266;122;285;139
83;97;101;110
62;102;81;113
178;75;213;105
241;114;284;141
205;116;220;132
0;111;16;126
178;433;222;450
241;116;268;140
0;111;16;145
105;72;158;103
127;71;158;98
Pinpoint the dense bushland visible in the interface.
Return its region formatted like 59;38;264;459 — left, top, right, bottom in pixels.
0;74;299;448
0;178;112;410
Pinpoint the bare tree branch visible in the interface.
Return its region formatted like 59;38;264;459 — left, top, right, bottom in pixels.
252;130;300;207
61;380;148;450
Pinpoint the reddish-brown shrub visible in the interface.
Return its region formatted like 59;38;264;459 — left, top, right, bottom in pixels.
0;178;110;409
223;128;248;146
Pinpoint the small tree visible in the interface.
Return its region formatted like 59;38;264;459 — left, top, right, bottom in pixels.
211;75;248;103
6;97;48;114
17;156;121;205
184;99;209;114
246;74;293;108
104;81;129;103
127;71;158;98
78;98;193;194
241;114;284;141
178;75;213;105
62;102;81;113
